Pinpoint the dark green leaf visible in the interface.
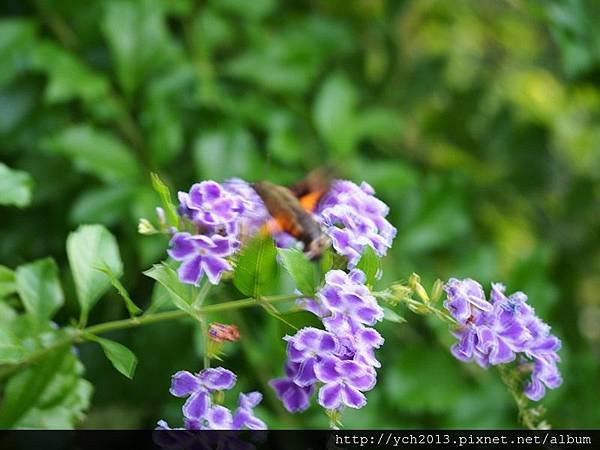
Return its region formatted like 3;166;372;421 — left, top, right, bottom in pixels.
95;262;142;317
0;163;33;207
233;235;277;298
0;265;16;299
0;19;36;88
278;248;319;296
67;225;123;323
87;335;138;379
41;125;140;182
15;258;64;321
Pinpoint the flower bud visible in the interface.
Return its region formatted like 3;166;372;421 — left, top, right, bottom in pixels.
431;279;444;303
138;218;157;235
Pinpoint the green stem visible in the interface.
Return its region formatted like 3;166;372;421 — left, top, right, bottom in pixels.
0;293;299;381
497;365;537;430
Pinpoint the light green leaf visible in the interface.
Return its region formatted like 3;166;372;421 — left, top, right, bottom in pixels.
356;246;381;286
233;235;278;298
0;329;26;364
0;162;33;208
150;173;179;227
0;347;68;427
15;258;64;321
70;185;134;226
383;307;406;324
143;262;194;314
278;248;319;296
193;126;261;180
102;0;179;97
0;265;16;299
313;73;358;155
0;344;93;429
95;262;141;317
41;125;140;182
87;335;137;379
67;225;123;324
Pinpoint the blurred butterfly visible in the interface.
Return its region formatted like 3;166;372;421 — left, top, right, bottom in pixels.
252;167;334;260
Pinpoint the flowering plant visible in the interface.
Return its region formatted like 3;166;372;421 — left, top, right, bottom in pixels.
0;174;562;430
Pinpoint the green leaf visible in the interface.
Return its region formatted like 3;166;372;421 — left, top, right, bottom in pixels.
95;262;142;317
15;258;64;321
67;225;123;324
0;265;16;299
41;125;140;182
143;262;194;314
31;41;111;104
101;0;178;97
193;126;261;180
0;19;37;88
356;246;381;286
150;172;179;227
383;307;406;324
233;235;277;298
0;347;68;428
86;335;138;379
0;344;93;429
0;162;33;208
313;73;358;155
70;185;134;226
0;329;26;364
278;248;319;296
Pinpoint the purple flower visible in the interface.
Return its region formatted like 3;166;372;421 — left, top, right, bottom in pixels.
271;268;385;415
232;392;267;430
318;270;384;332
159;367;267;430
316;357;376;409
168;232;237;285
269;363;315;413
178;181;245;234
317;181;396;268
444;278;562;401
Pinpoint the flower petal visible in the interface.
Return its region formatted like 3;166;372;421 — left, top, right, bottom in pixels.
198;367;237;391
170;370;201;397
318;382;343;410
178;255;203;286
182;390;210;419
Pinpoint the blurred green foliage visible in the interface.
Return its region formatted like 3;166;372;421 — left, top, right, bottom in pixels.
1;0;599;428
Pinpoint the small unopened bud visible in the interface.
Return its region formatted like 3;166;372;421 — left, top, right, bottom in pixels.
414;283;430;304
391;284;412;303
156;207;167;227
408;273;421;289
206;323;240;358
431;279;444;303
138;218;157;235
213;390;225;405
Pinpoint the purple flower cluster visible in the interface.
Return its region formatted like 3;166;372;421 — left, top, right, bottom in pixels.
317;181;396;268
270;269;384;413
157;367;267;430
167;178;396;286
444;278;562;401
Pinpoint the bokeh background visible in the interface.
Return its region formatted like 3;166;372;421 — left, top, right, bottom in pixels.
1;0;599;428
